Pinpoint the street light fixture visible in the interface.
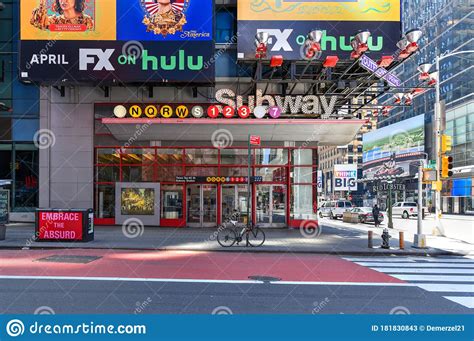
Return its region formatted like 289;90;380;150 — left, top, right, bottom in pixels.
350;30;371;59
393;93;404;104
303;29;323;60
418;63;433;80
398;28;423;59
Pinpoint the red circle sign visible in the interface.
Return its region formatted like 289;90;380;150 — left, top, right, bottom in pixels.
238;106;251;119
222;106;235;118
207;105;219;118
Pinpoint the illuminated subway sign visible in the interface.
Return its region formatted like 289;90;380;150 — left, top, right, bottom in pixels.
215;89;338;116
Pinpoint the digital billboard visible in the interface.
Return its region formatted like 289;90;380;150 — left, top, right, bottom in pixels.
362;114;425;180
237;0;402;60
334;165;358;192
19;0;214;84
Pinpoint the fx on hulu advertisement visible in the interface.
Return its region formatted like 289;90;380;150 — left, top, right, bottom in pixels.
19;0;215;83
237;0;402;60
362;115;425;180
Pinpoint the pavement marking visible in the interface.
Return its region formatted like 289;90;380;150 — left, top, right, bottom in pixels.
391;274;474;282
416;283;474;293
343;258;416;263
0;276;415;287
355;262;474;268
366;268;474;274
443;296;474;309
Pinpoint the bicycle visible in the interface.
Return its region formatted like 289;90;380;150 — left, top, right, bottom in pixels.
217;220;266;247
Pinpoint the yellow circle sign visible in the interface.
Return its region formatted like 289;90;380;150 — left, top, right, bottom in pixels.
144;105;158;118
129;105;142;118
160;105;173;118
176;105;189;119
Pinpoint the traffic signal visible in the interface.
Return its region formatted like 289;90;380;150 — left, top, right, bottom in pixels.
441;135;453;153
441;156;454;178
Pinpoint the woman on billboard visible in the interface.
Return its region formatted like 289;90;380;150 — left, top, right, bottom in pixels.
142;0;188;36
30;0;94;31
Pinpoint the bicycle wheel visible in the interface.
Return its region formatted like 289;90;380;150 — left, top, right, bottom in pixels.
247;227;266;247
217;226;237;247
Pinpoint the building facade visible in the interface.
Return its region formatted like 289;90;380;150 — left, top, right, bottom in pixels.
373;0;473;214
0;0;40;222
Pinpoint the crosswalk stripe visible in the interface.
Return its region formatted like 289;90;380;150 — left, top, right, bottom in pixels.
345;257;474;263
416;283;474;293
391;274;474;282
443;296;474;309
366;267;474;274
355;262;474;268
344;258;416;263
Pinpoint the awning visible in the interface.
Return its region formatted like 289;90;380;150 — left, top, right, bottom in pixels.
101;118;366;145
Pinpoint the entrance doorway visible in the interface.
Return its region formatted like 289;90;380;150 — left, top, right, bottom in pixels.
221;185;250;224
187;185;217;227
256;185;286;227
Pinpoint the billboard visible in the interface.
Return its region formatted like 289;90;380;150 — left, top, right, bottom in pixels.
237;0;401;60
334;165;358;192
19;0;214;83
363;115;425;180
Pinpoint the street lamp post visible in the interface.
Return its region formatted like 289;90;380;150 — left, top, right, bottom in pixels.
386;179;394;229
431;50;474;235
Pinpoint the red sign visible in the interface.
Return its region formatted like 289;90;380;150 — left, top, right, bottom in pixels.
38;211;83;241
250;135;261;146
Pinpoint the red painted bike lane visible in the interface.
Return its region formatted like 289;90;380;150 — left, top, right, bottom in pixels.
0;249;403;284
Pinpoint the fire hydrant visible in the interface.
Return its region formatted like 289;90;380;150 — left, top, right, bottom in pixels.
381;228;391;249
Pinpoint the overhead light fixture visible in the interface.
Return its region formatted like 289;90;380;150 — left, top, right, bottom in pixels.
393;93;404;104
350;30;371;59
303;29;323;60
404;28;423;53
418;62;433;80
404;93;414;105
255;32;269;59
427;70;439;86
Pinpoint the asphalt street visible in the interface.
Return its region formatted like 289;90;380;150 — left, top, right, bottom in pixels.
0;249;472;315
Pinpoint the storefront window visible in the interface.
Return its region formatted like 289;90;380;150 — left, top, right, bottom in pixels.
121;148;155;165
255;167;286;182
14;148;39;210
291;185;316;220
220;167;248;177
157;149;183;164
220;149;249;165
122;166;154;182
157;167;182;182
255;149;288;165
95;184;115;218
185;149;218;164
97;166;120;183
292;149;314;166
96;148;120;164
292;167;314;184
161;185;183;219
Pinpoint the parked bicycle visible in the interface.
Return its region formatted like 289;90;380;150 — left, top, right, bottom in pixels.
217;219;266;247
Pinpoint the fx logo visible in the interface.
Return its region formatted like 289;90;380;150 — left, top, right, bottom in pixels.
257;29;293;52
79;49;115;71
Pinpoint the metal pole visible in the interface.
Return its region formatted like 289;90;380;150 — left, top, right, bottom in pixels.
434;54;443;235
247;134;251;231
387;180;393;229
417;163;423;235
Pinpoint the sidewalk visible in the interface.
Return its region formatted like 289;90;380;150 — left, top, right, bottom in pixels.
0;222;466;256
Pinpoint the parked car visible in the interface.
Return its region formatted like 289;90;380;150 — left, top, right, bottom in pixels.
392;202;423;219
318;200;353;219
350;207;384;224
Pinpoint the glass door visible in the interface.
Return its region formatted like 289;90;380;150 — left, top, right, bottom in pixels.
187;185;217;227
221;185;249;224
257;185;286;227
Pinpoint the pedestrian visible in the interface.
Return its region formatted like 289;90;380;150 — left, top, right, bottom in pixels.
372;204;381;227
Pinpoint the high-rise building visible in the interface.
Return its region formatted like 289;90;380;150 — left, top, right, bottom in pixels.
374;0;473;214
0;0;40;221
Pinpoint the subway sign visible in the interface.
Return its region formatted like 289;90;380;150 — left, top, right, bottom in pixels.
176;176;263;184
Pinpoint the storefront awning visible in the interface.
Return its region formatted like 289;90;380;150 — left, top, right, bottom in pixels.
101;118;366;145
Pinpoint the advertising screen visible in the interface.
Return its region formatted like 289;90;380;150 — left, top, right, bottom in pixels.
19;0;215;83
363;114;425;180
334;164;358;192
121;188;156;216
237;0;401;60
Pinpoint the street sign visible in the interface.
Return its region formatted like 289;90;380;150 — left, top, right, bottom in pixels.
359;55;401;87
422;169;437;182
250;135;261;146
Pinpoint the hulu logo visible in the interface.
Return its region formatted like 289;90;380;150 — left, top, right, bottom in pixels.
299;30;383;52
141;50;203;71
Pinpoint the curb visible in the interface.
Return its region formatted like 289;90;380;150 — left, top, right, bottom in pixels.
0;244;464;257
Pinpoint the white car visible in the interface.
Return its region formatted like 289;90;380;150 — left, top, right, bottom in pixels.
392;202;420;219
318;200;353;219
